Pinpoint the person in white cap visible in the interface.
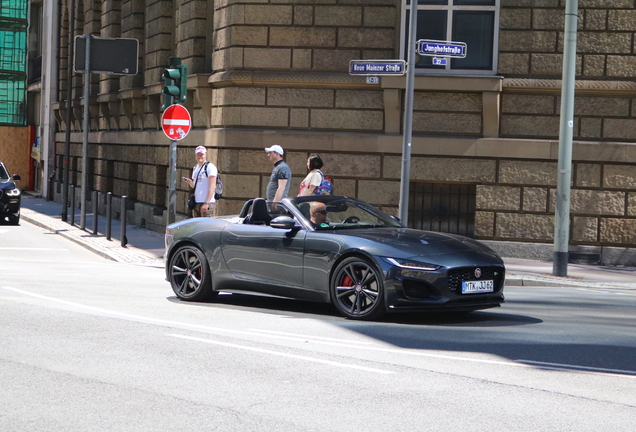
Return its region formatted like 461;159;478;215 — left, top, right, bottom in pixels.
183;145;218;217
265;145;291;203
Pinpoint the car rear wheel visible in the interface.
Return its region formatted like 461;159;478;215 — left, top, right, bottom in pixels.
168;245;217;301
331;256;386;320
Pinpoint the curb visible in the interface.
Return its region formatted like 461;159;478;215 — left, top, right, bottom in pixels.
20;208;164;268
505;275;635;290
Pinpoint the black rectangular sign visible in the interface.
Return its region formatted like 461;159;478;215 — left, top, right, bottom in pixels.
75;35;138;75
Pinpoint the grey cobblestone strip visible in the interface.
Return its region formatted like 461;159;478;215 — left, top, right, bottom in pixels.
21;208;164;268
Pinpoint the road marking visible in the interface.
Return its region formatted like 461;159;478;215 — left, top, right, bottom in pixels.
246;328;375;345
0;247;68;251
0;229;9;234
3;286;636;379
168;334;394;375
577;288;636;297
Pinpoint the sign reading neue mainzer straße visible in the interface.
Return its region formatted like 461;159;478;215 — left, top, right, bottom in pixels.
349;60;407;76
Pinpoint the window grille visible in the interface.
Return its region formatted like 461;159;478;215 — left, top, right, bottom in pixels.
402;0;499;76
408;182;477;237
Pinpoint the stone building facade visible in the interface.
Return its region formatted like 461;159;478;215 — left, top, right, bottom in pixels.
47;0;636;264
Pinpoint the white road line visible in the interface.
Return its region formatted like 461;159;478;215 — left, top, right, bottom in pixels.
246;328;375;345
168;334;394;375
3;286;636;379
0;247;68;251
576;288;636;297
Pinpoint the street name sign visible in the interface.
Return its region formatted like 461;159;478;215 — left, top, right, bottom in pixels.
161;104;191;141
417;39;467;58
349;60;407;76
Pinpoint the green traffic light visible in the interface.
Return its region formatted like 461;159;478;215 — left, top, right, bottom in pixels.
164;68;180;80
163;85;180;97
161;58;187;108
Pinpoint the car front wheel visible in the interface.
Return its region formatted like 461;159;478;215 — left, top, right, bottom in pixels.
331;256;386;320
168;245;217;301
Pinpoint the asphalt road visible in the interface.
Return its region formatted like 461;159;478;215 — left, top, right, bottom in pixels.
1;221;635;431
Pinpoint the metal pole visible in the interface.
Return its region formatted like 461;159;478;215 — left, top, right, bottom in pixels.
92;190;98;234
553;0;579;277
398;2;418;225
70;185;75;226
167;139;177;225
62;0;75;222
80;35;91;230
121;195;128;247
106;192;112;240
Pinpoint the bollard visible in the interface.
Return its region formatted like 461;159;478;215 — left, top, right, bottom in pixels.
120;195;127;247
106;192;112;240
92;190;99;235
69;185;75;226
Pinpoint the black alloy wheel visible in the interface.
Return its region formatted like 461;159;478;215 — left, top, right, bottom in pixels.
331;256;385;320
169;246;217;301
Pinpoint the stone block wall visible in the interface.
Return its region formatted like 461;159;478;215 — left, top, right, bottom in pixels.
500;92;636;141
474;157;636;248
212;0;396;73
499;0;636;79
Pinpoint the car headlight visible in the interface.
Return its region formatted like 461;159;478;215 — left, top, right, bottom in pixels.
383;257;440;271
6;188;20;196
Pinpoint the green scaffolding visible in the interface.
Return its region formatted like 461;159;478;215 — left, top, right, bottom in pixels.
0;0;28;126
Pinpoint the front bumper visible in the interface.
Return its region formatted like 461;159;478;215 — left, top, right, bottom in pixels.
0;195;21;216
382;264;506;312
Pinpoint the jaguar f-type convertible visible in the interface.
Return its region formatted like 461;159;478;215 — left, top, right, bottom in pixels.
165;196;505;320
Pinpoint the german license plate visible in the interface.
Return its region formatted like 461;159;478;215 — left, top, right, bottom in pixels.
462;280;494;294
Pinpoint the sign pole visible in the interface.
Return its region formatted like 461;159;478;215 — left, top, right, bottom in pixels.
62;0;75;222
399;5;418;224
553;0;579;277
168;139;177;225
161;104;192;224
80;34;91;230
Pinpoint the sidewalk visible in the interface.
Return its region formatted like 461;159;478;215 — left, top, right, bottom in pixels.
18;195;636;289
20;194;165;268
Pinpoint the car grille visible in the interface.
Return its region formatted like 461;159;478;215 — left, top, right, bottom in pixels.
447;266;505;293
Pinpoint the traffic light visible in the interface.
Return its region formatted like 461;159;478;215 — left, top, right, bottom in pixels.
161;57;187;110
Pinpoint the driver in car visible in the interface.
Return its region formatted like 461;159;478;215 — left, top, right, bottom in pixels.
309;201;329;227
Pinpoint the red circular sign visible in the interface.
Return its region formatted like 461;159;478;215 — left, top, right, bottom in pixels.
161;104;192;141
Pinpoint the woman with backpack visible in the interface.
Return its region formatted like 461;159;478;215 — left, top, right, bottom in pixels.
298;154;330;196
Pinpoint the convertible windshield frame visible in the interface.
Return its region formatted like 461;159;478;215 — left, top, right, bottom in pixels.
281;196;403;231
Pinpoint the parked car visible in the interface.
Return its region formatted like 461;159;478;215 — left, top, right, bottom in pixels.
165;196;505;320
0;161;21;225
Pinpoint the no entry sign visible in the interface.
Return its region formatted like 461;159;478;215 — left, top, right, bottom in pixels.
161;104;191;141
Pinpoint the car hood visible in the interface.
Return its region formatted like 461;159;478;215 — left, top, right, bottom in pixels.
337;227;503;265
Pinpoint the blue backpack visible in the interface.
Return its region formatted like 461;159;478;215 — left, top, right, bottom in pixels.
314;170;333;195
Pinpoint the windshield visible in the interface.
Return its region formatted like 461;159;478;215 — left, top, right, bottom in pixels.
286;196;402;230
0;163;9;181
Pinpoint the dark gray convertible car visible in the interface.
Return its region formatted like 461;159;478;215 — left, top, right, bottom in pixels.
165;196;505;320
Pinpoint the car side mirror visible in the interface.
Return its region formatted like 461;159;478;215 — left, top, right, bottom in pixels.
270;216;296;230
12;174;21;181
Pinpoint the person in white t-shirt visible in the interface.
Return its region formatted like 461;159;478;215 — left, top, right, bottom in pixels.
183;146;218;217
298;154;323;196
